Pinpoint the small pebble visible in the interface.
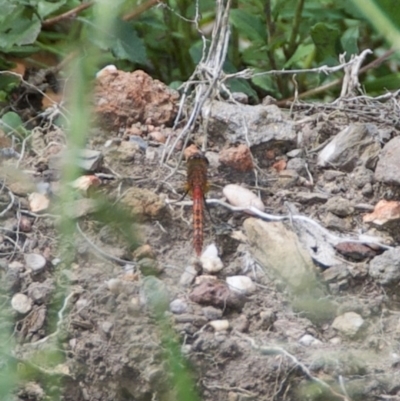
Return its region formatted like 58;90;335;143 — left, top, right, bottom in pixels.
96;64;117;78
128;297;141;315
180;265;197;287
11;293;32;314
51;258;61;266
76;298;88;309
200;244;223;274
24;253;46;274
169;299;188;314
226;276;256;295
107;278;124;294
298;334;322;347
100;321;114;335
223;184;265;213
202;306;223;320
209;320;230;331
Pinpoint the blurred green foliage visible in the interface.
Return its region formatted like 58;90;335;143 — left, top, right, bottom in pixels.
0;0;399;101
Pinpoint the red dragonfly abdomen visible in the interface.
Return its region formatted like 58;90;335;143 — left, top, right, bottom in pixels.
186;153;209;256
192;186;204;256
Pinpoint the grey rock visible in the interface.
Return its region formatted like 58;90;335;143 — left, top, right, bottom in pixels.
204;101;296;147
259;309;277;330
375;136;400;185
100;321;114;335
318;123;381;171
277;169;299;188
332;312;365;338
27;279;54;304
169;299;188;314
295;192;329;205
326;196;354;217
369;247;400;285
323;212;352;232
24;253;46;274
231;314;249;333
243;218;318;291
287;149;303;158
352;167;373;188
323;170;345;182
361;183;373;196
180;265;197;287
231;92;248;104
202;306;223;320
298;334;322;346
322;265;350;283
286;157;307;175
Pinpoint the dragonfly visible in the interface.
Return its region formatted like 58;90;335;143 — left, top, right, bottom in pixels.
185;152;210;256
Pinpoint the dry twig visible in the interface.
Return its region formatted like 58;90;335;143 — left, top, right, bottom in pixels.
235;331;351;401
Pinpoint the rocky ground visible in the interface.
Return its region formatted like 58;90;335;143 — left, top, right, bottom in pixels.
2;67;400;401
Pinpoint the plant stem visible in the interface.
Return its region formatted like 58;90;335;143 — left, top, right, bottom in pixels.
265;0;284;95
287;0;305;58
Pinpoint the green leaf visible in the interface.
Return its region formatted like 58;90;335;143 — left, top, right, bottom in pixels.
226;78;258;101
230;9;267;43
189;41;205;64
0;7;41;51
0;112;26;136
37;0;67;19
364;72;400;92
251;73;277;93
284;43;315;68
341;26;359;57
0;73;20;93
111;20;147;64
86;17;147;65
310;22;341;63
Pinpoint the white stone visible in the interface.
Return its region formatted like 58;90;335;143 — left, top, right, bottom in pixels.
169;299;188;314
329;337;342;345
106;278;123;294
96;64;117;78
11;293;32;314
25;253;46;274
200;244;223;273
180;265;197;287
332;312;365;337
128;297;141;315
209;319;230;331
298;334;322;347
223;184;265;213
226;275;256;295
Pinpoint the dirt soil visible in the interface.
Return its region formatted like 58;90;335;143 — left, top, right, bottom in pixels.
2;69;400;401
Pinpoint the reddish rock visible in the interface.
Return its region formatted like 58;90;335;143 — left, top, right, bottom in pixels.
184;144;201;160
334;242;378;261
272;159;286;172
94;69;179;131
219;144;253;172
189;280;245;310
148;131;166;144
363;200;400;226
